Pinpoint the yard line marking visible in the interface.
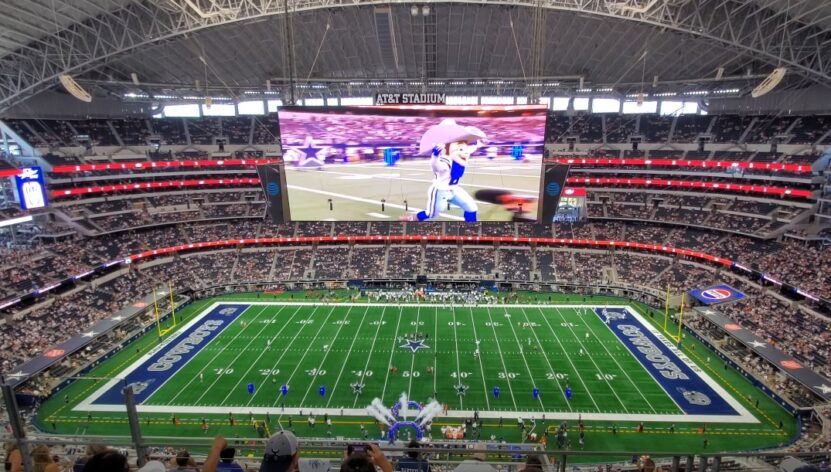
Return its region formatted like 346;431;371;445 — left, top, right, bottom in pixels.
432;307;438;398
218;304;301;405
464;308;489;410
379;305;405;404
574;307;659;414
450;307;467;410
504;309;546;411
232;304;311;406
535;307;601;411
347;306;388;407
406;306;421;399
551;306;629;413
519;307;571;412
270;305;338;407
297;306;356;406
483;307;518;410
195;305;295;405
163;305;268;405
326;306;370;408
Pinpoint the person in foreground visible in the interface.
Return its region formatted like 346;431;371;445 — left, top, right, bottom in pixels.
341;443;393;472
258;430;301;472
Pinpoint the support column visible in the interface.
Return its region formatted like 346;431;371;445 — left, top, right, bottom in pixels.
1;382;34;472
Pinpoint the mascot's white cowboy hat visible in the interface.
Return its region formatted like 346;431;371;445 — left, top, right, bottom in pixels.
418;119;487;155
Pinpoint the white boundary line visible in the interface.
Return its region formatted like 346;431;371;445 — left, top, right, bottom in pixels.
72;302;759;423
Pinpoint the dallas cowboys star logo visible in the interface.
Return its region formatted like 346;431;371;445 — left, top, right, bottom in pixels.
351;382;365;395
454;384;469;396
400;338;429;353
815;384;831;395
293;136;326;160
81;330;97;338
749;340;767;348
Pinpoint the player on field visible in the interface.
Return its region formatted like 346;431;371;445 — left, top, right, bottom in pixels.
400;119;486;222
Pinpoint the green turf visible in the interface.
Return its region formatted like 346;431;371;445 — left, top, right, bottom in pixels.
36;292;798;458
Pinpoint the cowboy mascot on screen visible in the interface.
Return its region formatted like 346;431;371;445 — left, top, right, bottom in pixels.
401;119;487;222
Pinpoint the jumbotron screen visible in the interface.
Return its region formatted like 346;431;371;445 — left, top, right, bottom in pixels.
277;105;547;222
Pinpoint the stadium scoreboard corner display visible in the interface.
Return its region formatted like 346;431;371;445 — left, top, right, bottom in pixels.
274;105;568;222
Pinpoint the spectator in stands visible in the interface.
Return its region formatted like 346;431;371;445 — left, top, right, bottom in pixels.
80;450;128;472
29;445;60;472
259;430;301;472
138;461;167;472
523;455;545;471
216;447;245;472
171;451;199;471
453;452;497;472
395;440;430;472
341;444;392;472
73;444;109;471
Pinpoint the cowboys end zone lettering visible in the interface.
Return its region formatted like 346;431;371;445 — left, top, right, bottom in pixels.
91;304;249;405
595;307;738;415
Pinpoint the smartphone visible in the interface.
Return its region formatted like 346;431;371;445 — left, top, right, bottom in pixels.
347;444;368;455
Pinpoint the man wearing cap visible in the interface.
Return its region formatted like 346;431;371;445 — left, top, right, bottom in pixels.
400;119;486;222
260;430;300;472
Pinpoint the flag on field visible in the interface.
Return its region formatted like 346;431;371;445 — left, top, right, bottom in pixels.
281;384;289;396
319;385;326;397
493;386;500;398
532;387;540;399
564;387;572;400
248;383;255;395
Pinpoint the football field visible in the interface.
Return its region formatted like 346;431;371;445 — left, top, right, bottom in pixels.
75;302;753;424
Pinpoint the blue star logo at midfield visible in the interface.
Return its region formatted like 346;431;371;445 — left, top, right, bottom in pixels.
400;338;430;353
